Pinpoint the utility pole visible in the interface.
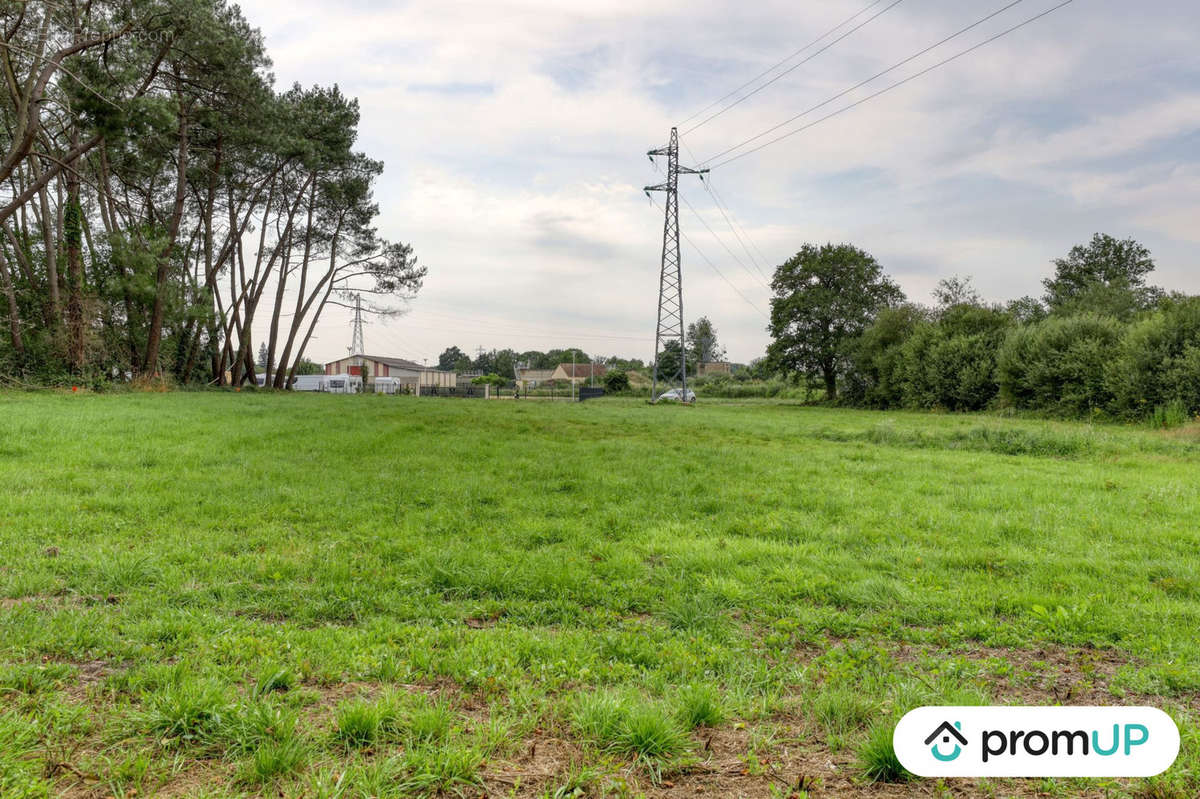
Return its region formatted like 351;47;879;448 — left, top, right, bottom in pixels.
645;127;707;402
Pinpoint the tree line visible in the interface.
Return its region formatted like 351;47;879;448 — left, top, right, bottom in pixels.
435;316;727;382
0;1;424;387
765;234;1200;421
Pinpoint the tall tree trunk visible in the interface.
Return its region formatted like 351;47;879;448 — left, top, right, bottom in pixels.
288;278;337;388
141;95;190;374
276;193;335;388
30;159;60;322
64;129;85;372
823;363;837;401
0;246;24;357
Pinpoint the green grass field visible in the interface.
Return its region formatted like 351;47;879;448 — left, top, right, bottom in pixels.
1;392;1198;798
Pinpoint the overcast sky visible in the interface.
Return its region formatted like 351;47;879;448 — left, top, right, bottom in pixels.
236;0;1200;366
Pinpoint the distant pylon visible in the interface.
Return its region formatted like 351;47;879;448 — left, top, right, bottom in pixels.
349;294;365;356
645;127;707;402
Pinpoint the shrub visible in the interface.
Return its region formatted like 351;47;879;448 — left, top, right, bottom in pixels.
470;373;507;388
997;314;1124;414
1106;297;1200;418
845;305;929;407
899;305;1013;411
602;370;630;393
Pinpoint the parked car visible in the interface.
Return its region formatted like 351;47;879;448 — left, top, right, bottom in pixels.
656;388;696;403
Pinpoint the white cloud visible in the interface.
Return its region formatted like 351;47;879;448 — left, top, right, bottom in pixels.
238;0;1200;364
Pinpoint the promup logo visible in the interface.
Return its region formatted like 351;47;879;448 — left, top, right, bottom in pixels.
925;721;967;762
895;707;1179;778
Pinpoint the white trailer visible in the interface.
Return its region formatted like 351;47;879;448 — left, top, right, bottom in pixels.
292;375;326;392
326;374;361;394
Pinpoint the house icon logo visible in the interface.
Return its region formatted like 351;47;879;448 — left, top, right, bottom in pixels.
924;721;967;762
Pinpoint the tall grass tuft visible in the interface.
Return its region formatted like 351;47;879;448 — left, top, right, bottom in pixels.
1150;400;1190;430
810;687;877;738
333;700;380;749
857;721;909;783
397;744;486;796
238;736;308;786
141;678;230;745
250;663;296;698
618;705;690;762
570;691;691;778
673;683;725;729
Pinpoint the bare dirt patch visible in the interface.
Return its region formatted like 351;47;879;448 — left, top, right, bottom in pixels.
479;722;1134;798
891;642;1200;712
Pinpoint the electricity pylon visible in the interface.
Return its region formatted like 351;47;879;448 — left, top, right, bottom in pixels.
645;127;707;402
348;294;365;357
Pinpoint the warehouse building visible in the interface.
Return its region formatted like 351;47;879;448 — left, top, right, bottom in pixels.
515;366;557;388
323;354;457;392
552;362;607;385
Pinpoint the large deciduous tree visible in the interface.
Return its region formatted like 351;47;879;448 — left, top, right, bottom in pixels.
438;345;465;371
767;243;903;400
1043;234;1160;318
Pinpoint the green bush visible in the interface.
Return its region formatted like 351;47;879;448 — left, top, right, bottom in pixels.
470;373;507;388
602;370;630;393
997;314;1123;414
845;305;929;408
695;379;808;400
1106;297;1200;418
899;305;1013;411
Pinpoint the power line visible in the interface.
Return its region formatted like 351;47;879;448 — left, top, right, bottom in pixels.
700;178;774;283
706;0;1072;170
678;0;888;129
681;0;906;136
700;0;1030;166
680;193;771;292
648;193;768;319
676;138;776;285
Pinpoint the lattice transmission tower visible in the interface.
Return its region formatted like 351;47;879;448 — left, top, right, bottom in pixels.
644;127;707;402
348;294;365;357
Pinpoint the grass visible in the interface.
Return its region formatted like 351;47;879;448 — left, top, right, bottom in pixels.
1;391;1200;796
857;720;910;783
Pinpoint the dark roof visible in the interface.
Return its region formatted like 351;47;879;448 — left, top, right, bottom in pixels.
556;363;608;378
365;354;428;371
326;354;451;373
